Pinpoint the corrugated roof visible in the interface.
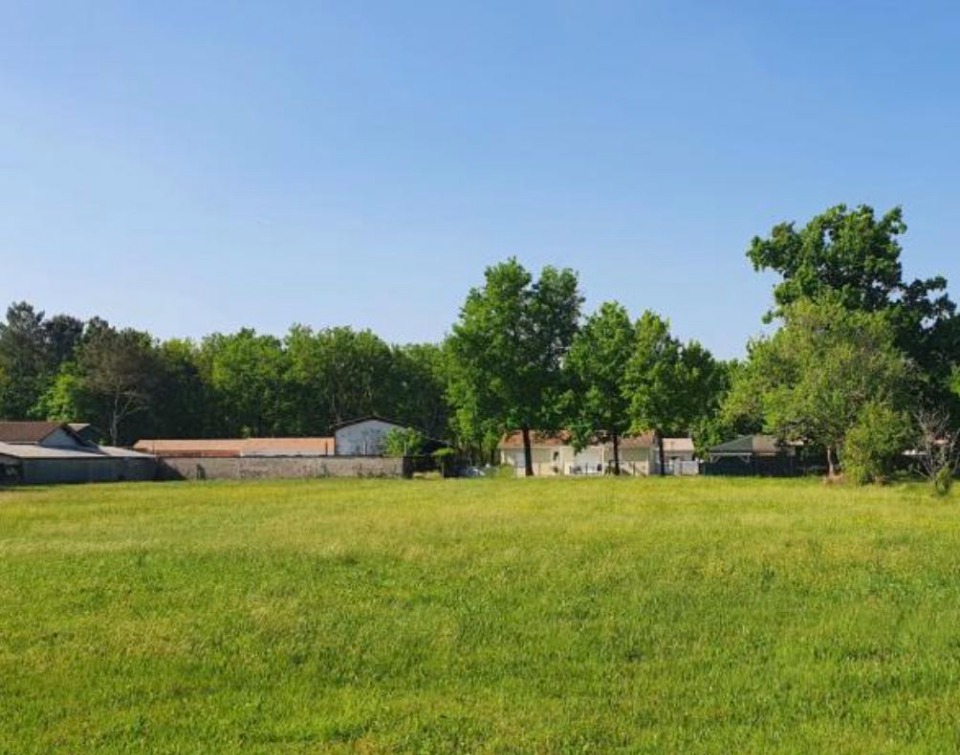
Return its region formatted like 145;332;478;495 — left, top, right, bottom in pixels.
0;421;64;444
97;446;158;459
0;442;154;461
662;437;695;453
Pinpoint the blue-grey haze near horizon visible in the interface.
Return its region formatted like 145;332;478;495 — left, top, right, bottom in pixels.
2;1;958;359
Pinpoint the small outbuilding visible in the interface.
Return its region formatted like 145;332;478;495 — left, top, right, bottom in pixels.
332;416;411;456
703;434;798;477
661;437;700;475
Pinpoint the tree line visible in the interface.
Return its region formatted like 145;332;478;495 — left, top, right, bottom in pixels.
2;204;958;483
0;316;449;447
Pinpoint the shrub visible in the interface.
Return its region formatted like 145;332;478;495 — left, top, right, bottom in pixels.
934;465;954;497
383;427;425;457
915;409;959;497
842;402;911;485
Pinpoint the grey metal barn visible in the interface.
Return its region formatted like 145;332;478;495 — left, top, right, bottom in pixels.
0;422;157;485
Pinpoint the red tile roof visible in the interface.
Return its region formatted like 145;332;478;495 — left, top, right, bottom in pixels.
618;432;658;449
242;438;335;456
133;437;335;458
499;430;657;449
499;431;573;449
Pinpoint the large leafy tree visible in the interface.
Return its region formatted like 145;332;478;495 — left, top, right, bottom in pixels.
285;325;396;434
0;302;52;418
566;301;635;474
152;339;210;438
40;324;164;444
80;326;164;445
0;303;88;420
200;329;291;437
624;312;726;474
390;342;450;439
724;296;910;477
43;314;84;367
747;204;957;405
444;336;502;464
696;358;760;453
448;258;582;476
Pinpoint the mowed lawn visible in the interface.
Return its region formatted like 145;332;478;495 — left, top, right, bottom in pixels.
2;478;960;753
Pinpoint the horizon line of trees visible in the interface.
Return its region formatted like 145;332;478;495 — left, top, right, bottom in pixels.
3;203;959;484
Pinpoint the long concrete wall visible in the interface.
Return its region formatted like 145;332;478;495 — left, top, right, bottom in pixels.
20;457;157;485
157;455;405;481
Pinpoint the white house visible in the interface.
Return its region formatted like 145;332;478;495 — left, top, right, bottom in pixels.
498;431;662;476
333;416;408;456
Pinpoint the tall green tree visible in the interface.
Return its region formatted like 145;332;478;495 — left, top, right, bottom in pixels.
624;312;725;474
82;326;163;445
284;324;331;435
747;204;957;405
391;343;450;439
43;314;84;367
696;358;761;453
42;324;164;445
566;301;635;474
285;325;396;434
724;296;910;477
448;259;582;476
200;329;291;437
444;336;501;464
0;302;51;418
153;339;209;438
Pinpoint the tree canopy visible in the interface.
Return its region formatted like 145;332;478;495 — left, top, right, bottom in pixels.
447;259;582;476
623;312;725;473
0;213;954;487
566;302;635;474
724;296;910;476
748;204;958;406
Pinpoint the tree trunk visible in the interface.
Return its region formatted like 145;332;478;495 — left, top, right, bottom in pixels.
658;430;666;476
826;446;836;478
612;430;621;476
522;424;534;477
110;392;121;446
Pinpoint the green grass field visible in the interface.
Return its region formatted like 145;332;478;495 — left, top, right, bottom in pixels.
2;477;960;753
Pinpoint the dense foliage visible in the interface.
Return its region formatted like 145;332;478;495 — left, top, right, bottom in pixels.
0;307;451;446
446;259;583;476
2;204;958;480
724;297;910;476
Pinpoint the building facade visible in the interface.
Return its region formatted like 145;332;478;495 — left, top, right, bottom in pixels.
498;431;664;476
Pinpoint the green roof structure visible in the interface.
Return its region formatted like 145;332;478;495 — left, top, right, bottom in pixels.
708;435;790;457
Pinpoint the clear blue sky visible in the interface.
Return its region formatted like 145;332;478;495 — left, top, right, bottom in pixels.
2;1;958;358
